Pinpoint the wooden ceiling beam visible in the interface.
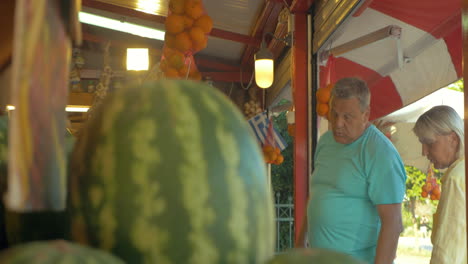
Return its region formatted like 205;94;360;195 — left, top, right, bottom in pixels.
82;0;256;45
201;71;252;83
240;0;285;68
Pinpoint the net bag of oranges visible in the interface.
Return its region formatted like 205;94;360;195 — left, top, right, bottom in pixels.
160;0;213;80
262;121;284;165
421;164;441;200
316;83;332;118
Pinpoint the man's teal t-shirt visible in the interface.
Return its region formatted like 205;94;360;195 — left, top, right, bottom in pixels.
307;125;406;264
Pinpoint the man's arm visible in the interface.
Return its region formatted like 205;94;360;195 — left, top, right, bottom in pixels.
295;213;308;248
375;203;403;264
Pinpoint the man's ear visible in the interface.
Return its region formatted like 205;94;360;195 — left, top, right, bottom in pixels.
363;106;371;121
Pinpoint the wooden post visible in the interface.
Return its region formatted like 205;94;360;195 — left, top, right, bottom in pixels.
292;12;309;242
462;0;468;258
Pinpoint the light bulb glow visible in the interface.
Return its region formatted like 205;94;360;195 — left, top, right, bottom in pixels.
79;12;165;40
127;48;149;71
255;59;274;88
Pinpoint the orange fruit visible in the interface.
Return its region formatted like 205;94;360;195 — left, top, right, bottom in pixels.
194;15;213;34
432;185;441;196
188;70;202;81
421;191;428;198
316;88;331;103
192;36;207;52
325;83;334;91
169;0;185;14
185;0;204;20
189;26;206;44
274;147;280;154
183;16;194;30
178;63;190;77
165;15;185;34
175;32;192;53
430;193;437;200
263;145;274;153
435;192;441;200
164;67;181;79
160;59;169;72
268;152;278;162
275;155;284;165
316;103;329;117
164;33;177;49
167;51;185;70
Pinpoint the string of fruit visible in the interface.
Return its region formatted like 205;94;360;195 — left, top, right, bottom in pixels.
421;164;441;200
262;145;284;165
161;0;213;80
244;99;262;119
316;83;333;118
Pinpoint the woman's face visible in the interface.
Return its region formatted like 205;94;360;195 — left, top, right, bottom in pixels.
420;132;460;169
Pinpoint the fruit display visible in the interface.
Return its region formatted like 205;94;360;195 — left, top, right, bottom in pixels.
316;83;333;118
265;248;365;264
161;0;213;80
0;240;124;263
421;164;441;200
68;80;275;263
263;145;284;165
244;99;262;119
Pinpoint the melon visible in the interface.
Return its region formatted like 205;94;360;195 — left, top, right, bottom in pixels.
0;239;124;263
69;80;275;263
266;248;366;264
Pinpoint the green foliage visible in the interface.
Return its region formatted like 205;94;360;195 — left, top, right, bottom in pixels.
404;165;427;202
447;79;464;92
271;111;294;204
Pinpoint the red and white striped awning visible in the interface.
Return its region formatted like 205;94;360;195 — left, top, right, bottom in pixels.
318;0;461;120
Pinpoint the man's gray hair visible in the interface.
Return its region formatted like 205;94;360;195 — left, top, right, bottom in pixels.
413;105;464;159
331;77;370;111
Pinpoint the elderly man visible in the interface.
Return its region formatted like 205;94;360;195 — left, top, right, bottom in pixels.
298;77;407;264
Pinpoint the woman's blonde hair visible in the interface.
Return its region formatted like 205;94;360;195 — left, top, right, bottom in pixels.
413;105;464;158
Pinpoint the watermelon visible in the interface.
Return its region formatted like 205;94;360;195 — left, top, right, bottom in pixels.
265;248;366;264
0;239;124;263
69;80;275;263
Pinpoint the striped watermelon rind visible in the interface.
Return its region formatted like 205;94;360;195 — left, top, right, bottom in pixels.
0;239;124;263
69;80;275;263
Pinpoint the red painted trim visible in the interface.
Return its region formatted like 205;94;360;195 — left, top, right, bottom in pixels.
210;28;260;47
82;0;256;45
290;0;314;13
194;57;240;72
201;71;252;83
292;13;309;242
352;0;374;17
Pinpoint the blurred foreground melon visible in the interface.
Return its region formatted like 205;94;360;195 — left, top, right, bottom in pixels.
0;240;124;263
266;248;365;264
69;80;275;263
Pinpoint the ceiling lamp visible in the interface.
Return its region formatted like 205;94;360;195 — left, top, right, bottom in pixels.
126;48;149;71
254;39;274;89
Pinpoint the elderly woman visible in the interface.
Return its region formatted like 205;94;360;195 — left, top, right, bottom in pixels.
413;105;466;264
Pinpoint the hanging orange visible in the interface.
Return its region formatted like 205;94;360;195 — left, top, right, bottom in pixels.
175;32;192;53
160;59;169;72
189;26;206;44
185;0;204;20
188;70;202;81
167;51;185;70
183;16;194;30
316;88;331;103
165;15;185;34
194;15;213;34
192;36;207;53
316;103;329;117
164;67;181;79
169;0;185;14
179;62;196;77
164;33;177;49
